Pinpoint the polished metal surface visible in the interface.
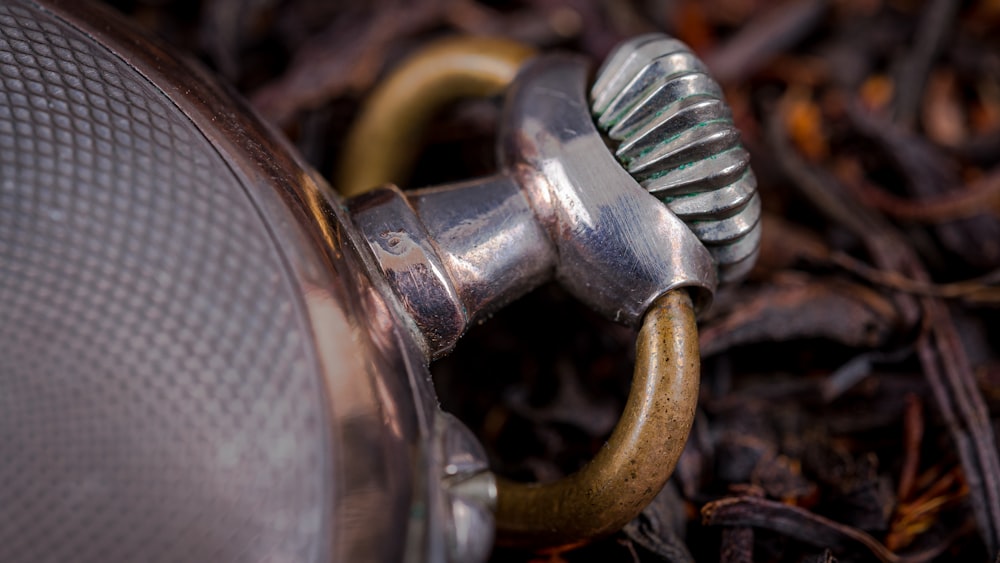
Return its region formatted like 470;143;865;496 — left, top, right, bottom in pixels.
408;175;555;332
350;176;555;358
349;185;468;358
349;55;717;350
1;1;474;561
500;54;717;322
590;34;762;283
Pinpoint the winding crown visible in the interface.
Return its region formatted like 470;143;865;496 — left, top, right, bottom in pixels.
591;34;761;283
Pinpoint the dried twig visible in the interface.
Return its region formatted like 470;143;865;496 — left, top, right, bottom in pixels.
704;0;829;85
702;495;945;563
846;165;1000;223
893;0;962;128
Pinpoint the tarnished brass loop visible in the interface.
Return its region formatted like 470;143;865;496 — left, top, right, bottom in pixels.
337;36;537;196
337;38;702;548
494;290;699;547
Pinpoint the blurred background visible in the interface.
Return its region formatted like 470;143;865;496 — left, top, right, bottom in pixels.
99;0;1000;560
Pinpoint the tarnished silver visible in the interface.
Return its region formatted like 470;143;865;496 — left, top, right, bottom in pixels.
349;54;717;356
590;34;762;284
350;36;762;355
407;176;555;328
349;176;555;358
348;185;470;357
498;55;717;321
